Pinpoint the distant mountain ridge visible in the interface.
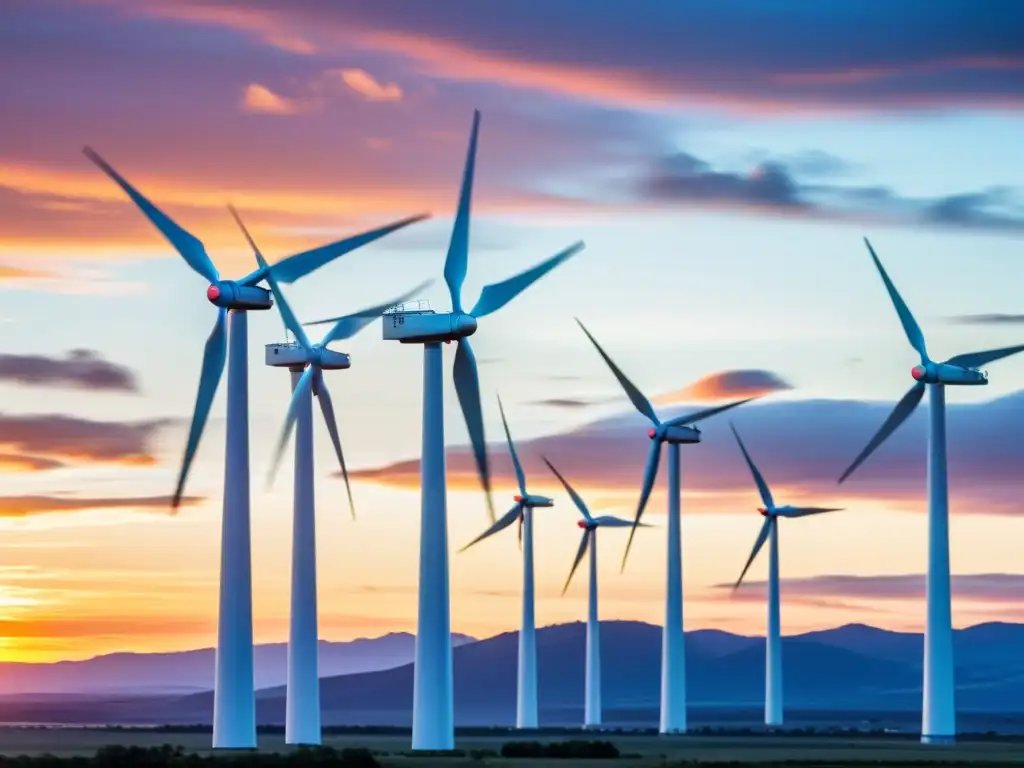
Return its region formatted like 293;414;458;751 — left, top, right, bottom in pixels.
2;620;1024;728
0;632;477;696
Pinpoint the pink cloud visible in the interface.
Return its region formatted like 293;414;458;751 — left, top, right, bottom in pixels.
347;385;1024;516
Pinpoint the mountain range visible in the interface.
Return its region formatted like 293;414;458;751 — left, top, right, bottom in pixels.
0;632;477;695
2;621;1023;727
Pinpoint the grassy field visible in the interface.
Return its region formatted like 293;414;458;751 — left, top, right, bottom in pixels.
0;728;1022;765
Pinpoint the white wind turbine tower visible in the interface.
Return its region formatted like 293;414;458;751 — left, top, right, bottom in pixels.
83;148;427;750
373;109;584;751
575;319;754;734
230;207;428;745
544;457;647;729
729;422;842;727
458;395;553;730
837;238;1024;745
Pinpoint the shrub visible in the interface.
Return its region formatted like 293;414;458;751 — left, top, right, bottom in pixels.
500;740;619;759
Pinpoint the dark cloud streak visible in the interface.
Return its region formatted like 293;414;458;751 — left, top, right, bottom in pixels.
717;573;1024;603
0;350;139;392
634;151;1024;236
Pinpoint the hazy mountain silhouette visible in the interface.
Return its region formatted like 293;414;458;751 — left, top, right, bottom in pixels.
3;621;1024;726
0;632;476;695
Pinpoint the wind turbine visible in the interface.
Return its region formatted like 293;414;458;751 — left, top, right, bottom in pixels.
545;457;645;729
374;110;584;751
837;237;1024;745
230;208;429;746
83;148;428;750
575;318;754;734
729;422;842;727
458;395;553;730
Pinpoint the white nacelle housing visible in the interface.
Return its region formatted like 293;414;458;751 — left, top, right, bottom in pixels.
383;305;477;343
265;343;351;369
914;363;988;386
266;342;308;368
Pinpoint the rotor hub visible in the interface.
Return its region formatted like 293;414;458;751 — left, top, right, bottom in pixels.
911;365;925;381
577;520;588;529
206;283;221;302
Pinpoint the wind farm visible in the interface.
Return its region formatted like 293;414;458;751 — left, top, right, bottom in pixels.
730;422;843;728
458;396;553;731
2;2;1024;765
546;457;645;730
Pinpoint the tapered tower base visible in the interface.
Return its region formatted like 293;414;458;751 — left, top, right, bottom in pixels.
213;309;257;750
411;341;455;751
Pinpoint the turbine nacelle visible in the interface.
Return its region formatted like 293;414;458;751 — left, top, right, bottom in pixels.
265;343;351;370
514;493;554;508
911;362;987;386
207;281;273;311
310;345;351;370
382;308;478;344
649;424;702;444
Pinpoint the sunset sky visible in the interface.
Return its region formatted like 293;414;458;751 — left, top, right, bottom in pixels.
2;0;1024;663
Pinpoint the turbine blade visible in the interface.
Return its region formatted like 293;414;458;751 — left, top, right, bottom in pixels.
470;241;585;318
864;238;928;362
172;309;227;509
267;214;431;285
443;110;480;314
562;529;592;596
838;381;925;484
576;318;659;425
454;337;495;523
597;516;639;528
314;371;355;520
779;507;844;518
518;514;524;551
542;457;592;520
497;394;527;496
634;440;663;526
83;147;219;284
267;366;316;489
228;205;311;349
729;422;775;510
459;504;521;552
734;517;773;590
621;440;662;571
944;343;1024;370
664;396;758;428
310;280;434;344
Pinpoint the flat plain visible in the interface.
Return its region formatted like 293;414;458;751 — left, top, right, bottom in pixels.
0;728;1022;765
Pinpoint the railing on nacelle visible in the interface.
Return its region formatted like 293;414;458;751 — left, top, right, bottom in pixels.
384;299;434;315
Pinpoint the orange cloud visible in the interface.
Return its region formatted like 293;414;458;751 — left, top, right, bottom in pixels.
241;83;302;115
0;614;212;641
336;68;403;102
0;454;64;473
0;414;170;468
0;495;204;518
654;369;794;405
356;30;861;117
0;265;52;280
